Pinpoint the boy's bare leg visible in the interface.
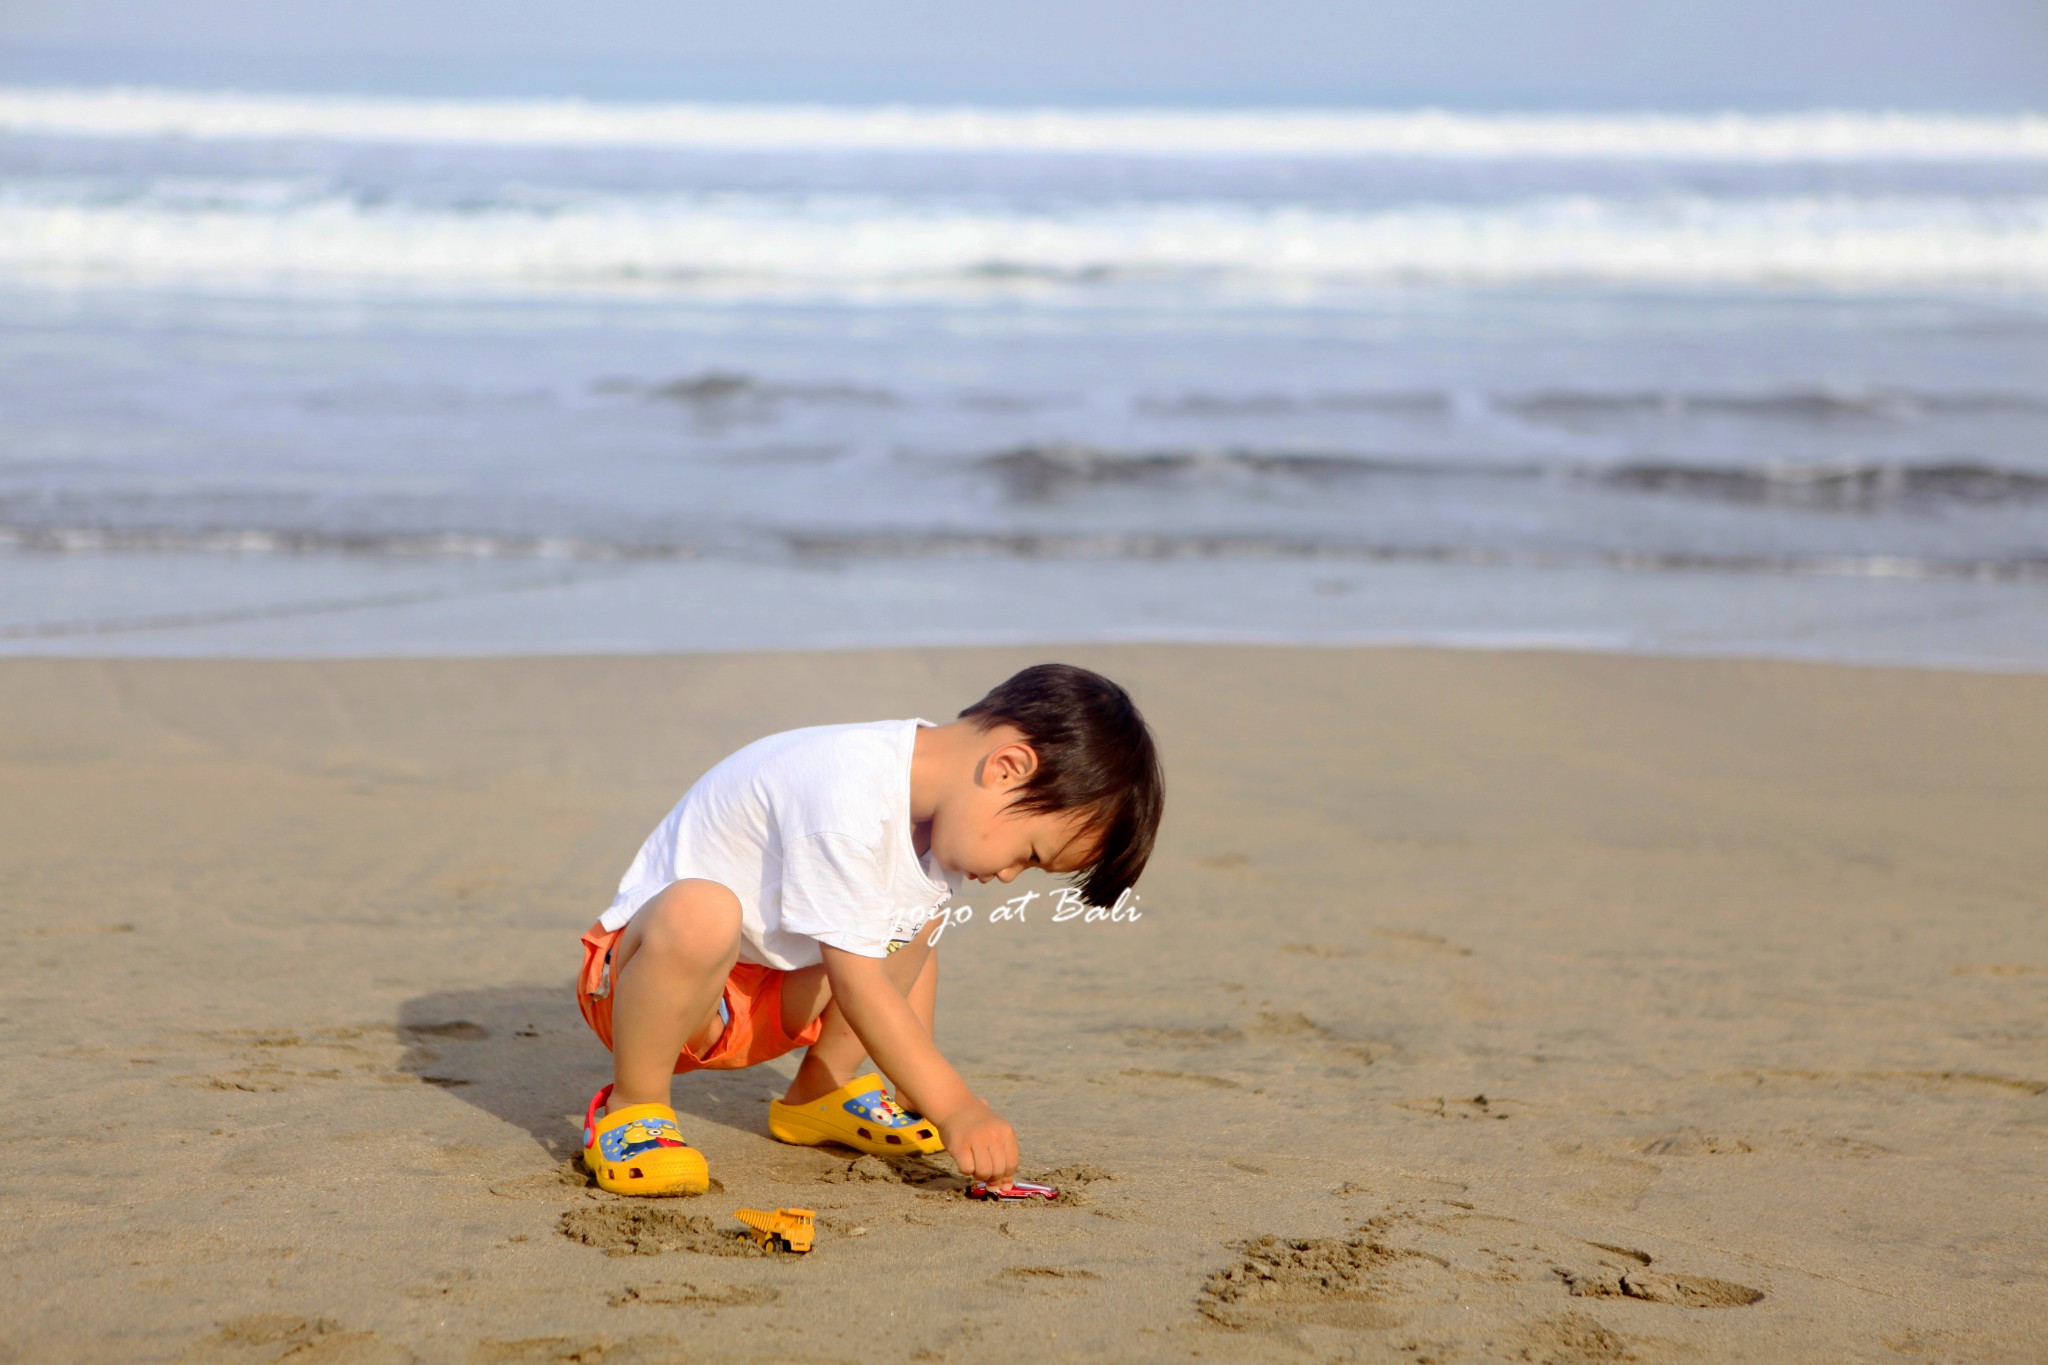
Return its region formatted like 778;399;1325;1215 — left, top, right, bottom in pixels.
906;939;938;1035
605;878;741;1113
778;925;938;1108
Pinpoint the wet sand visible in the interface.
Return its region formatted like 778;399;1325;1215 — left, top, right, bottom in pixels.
0;645;2043;1362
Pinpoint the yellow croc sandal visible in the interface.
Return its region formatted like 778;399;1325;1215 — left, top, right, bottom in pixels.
581;1083;710;1196
767;1072;945;1157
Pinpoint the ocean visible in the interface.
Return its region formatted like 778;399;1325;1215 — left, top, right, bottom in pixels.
3;87;2046;665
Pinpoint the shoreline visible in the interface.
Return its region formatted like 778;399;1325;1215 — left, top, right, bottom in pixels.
2;643;2044;1361
7;632;2048;679
8;546;2048;676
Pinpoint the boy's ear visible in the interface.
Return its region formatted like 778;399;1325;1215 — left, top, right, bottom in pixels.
985;739;1038;787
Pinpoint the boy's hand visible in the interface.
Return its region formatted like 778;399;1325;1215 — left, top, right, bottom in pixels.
935;1098;1017;1188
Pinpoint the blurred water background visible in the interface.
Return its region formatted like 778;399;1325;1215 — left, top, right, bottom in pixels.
3;76;2046;664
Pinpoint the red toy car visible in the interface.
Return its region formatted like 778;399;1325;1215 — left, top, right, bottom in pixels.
967;1179;1060;1201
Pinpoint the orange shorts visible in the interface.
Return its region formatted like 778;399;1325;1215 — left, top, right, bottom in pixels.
576;919;826;1073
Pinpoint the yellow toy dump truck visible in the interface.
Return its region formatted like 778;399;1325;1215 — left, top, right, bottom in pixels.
734;1207;815;1254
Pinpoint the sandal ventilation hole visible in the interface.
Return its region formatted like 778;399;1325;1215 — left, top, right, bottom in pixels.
886;1134;903;1145
857;1127;872;1139
629;1166;644;1179
916;1128;933;1139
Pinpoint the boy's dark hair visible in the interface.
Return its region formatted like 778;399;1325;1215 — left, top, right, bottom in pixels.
957;663;1164;908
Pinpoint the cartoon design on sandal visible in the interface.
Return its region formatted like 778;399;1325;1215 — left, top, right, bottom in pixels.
602;1115;690;1163
843;1090;916;1127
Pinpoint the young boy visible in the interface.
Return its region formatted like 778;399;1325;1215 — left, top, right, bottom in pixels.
575;663;1164;1196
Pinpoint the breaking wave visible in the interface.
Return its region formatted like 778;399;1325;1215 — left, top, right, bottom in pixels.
976;446;2048;510
6;88;2048;161
1140;385;2048;420
777;530;2048;582
3;186;2043;294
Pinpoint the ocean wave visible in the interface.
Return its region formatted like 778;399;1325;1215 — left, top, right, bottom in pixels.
1141;390;1455;416
1592;460;2048;507
779;529;2048;582
1141;386;2048;420
2;188;2043;293
6;88;2048;161
6;518;2040;583
598;370;898;408
0;525;696;560
977;445;2048;509
1498;388;2048;420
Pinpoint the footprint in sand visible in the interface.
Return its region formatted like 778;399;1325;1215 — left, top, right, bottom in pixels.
1640;1127;1896;1160
1370;928;1474;958
1251;1009;1324;1039
1194;853;1252;871
399;1019;490;1087
1779;1129;1893;1159
401;1020;489;1042
489;1157;599;1200
1550;1237;1762;1308
473;1337;689;1364
1203;1202;1763;1354
187;1023;433;1094
1504;1312;1636;1363
1639;1130;1756;1157
1112;1067;1241;1089
401;1269;478;1304
1115;1024;1247;1049
1721;1067;2046;1096
607;1282;780;1309
1197;1233;1413;1333
1394;1094;1521;1120
1282;930;1473;962
1437;1208;1765;1311
1555;1262;1765;1308
177;1313;414;1365
991;1266;1102;1295
1250;1010;1397;1066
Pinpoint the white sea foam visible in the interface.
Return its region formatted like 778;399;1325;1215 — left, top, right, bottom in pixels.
2;187;2042;294
4;87;2047;161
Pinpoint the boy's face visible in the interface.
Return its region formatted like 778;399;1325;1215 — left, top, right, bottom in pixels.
931;729;1101;887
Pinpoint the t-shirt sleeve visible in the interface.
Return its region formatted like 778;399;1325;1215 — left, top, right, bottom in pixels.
776;831;897;959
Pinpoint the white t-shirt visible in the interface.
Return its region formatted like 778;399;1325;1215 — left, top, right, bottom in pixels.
599;717;964;970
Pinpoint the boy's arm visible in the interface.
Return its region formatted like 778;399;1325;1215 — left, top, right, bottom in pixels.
821;944;1017;1186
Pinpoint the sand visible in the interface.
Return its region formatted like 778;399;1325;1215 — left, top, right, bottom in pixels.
0;645;2043;1363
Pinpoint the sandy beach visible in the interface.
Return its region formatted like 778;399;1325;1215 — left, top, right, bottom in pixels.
1;644;2044;1363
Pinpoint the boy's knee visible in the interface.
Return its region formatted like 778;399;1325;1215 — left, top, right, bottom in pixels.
633;879;742;963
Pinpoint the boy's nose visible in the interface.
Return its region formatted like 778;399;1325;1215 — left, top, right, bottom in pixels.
997;867;1020;883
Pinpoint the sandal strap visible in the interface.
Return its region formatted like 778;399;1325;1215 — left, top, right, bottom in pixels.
582;1083;614;1147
